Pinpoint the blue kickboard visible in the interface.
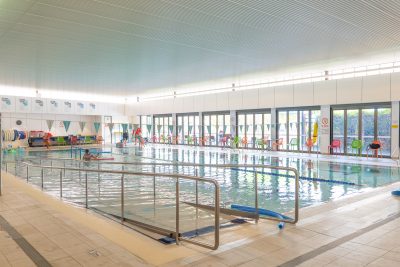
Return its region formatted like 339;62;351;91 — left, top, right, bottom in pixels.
231;204;292;220
392;190;400;196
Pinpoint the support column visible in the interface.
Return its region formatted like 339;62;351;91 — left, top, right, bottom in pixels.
319;105;331;154
230;110;236;148
270;108;277;149
198;112;203;140
391;101;399;159
172;113;177;143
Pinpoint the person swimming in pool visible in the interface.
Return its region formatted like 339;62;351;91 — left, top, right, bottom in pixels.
83;149;98;161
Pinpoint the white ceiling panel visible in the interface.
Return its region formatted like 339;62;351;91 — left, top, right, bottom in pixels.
0;0;399;97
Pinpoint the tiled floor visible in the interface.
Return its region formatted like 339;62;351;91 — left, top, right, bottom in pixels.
1;166;400;266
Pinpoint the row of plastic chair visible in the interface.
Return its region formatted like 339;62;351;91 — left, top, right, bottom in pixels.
328;139;383;157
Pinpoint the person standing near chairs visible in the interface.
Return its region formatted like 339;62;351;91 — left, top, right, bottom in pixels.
43;132;52;149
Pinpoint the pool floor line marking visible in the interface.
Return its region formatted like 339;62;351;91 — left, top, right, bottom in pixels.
278;211;400;267
0;215;52;267
231;168;362;186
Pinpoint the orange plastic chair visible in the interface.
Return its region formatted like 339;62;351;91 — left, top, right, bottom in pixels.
305;138;314;153
328;139;341;154
367;140;383;158
241;136;248;148
272;138;283;150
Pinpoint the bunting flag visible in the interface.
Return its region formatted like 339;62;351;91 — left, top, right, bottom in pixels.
46;120;54;131
94;122;101;134
254;124;258;131
168;125;174;134
146;124;152;134
79;121;86;132
245;125;250;132
266;124;270;131
108;123;114;133
239;125;243;132
178;125;182;133
223;125;227;134
188;125;193;134
63;121;71;132
122;123;128;133
157;125;162;133
207;125;211;134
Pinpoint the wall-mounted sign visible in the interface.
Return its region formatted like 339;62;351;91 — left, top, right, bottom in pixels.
48;100;60;112
17;97;30;112
1;96;15;111
64;101;72;113
77;102;85;112
32;99;44;113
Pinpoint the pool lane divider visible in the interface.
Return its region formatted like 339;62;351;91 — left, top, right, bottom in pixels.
230;168;362;186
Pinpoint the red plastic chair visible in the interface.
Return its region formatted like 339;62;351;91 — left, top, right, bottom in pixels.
367;140;383;158
328;139;341;154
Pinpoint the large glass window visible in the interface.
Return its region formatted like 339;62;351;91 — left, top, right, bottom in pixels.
203;112;230;146
331;105;391;156
153;115;172;143
332;110;345;152
237;110;271;148
277;108;320;152
377;108;391;155
176;113;199;145
140;115;152;140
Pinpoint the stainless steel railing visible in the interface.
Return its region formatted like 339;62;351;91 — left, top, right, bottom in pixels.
3;161;220;250
24;157;300;224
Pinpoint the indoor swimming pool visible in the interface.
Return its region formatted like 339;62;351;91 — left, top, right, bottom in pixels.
5;145;400;217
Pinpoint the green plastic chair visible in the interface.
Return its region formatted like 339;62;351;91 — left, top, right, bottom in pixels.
56;136;66;146
351;140;362;156
257;139;264;149
232;136;240;148
288;138;299;150
84;136;92;144
186;135;193;145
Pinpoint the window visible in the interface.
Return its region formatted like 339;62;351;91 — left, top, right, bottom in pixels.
153;115;172;143
237;110;271;148
277;108;320;152
331;105;391;156
176;113;199;145
203;112;230;146
140;115;152;140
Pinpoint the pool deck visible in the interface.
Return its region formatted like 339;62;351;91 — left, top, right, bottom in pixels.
1;163;400;266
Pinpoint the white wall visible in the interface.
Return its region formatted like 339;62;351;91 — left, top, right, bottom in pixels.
0;95;125;116
1;113;101;136
128;72;400;115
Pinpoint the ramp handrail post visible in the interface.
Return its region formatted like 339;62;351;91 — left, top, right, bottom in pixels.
85;172;88;208
175;177;180;245
121;171;124;223
255;171;259;223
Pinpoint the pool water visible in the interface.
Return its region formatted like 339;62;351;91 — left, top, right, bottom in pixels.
3;145;400;233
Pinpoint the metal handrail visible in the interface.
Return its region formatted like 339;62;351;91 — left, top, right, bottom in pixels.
24;157;300;224
3;161;220;250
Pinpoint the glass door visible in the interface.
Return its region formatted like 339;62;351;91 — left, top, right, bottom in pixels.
346;109;359;153
331;105;391;156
